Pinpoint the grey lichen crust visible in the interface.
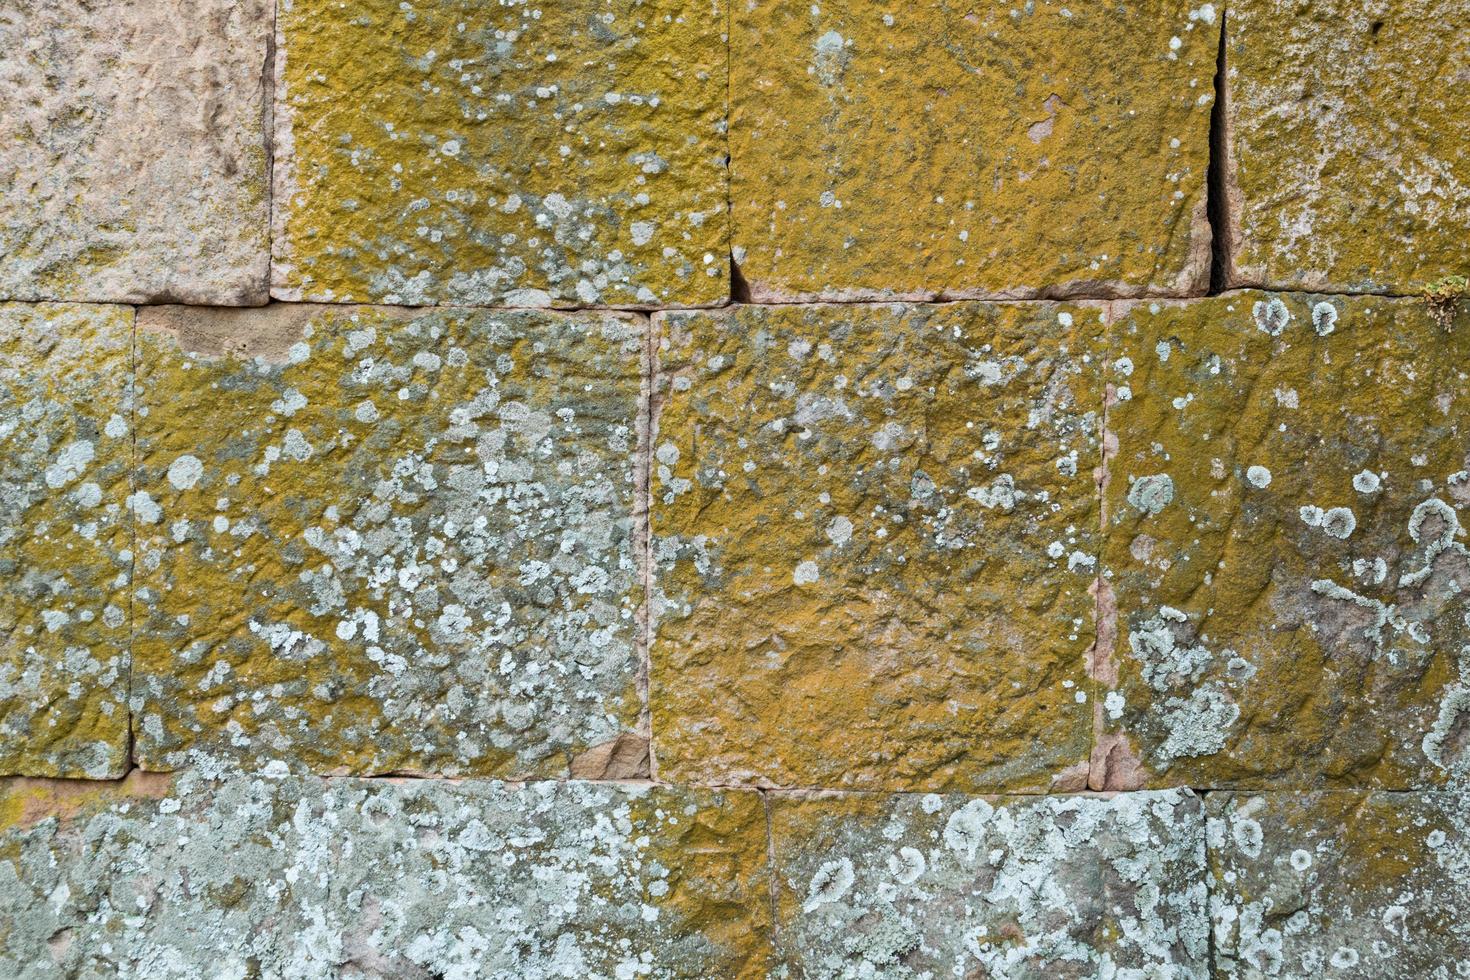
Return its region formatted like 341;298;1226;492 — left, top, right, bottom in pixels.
771;789;1209;978
0;773;771;978
131;304;645;777
0;304;133;778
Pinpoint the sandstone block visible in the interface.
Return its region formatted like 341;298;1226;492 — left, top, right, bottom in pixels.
651;303;1102;791
771;789;1208;977
272;0;728;308
0;0;271;304
0;774;771;977
1226;0;1470;293
1102;293;1470;789
731;0;1217;301
1208;791;1470;977
0;304;132;779
132;303;645;776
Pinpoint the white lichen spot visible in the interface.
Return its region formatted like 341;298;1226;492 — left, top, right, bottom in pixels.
1127;474;1175;515
1246;465;1272;489
793;561;820;586
803;857;855;912
1311;302;1338;336
887;847;926;885
1252;298;1290;336
1352;470;1381;494
167;454;205;491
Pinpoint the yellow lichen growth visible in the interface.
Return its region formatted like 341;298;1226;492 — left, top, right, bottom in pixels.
273;0;728;308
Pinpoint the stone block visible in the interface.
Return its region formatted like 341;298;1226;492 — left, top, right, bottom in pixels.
651;302;1102;791
770;789;1208;977
1208;791;1470;977
1101;293;1470;789
272;0;728;308
731;0;1218;301
0;304;132;779
1226;0;1470;293
0;0;271;304
0;773;772;977
132;303;645;776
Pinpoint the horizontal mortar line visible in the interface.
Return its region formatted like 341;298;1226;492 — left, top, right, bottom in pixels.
0;285;1428;318
2;767;1457;800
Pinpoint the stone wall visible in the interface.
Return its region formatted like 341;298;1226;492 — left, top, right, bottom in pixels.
1;1;1468;976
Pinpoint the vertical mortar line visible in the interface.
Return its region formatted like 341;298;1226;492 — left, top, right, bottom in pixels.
125;305;139;773
263;0;280;298
1206;6;1233;295
638;312;657;779
1088;301;1118;790
761;788;780;952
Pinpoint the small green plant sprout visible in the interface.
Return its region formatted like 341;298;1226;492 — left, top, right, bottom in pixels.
1424;274;1469;332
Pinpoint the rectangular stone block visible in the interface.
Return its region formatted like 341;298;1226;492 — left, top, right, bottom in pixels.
1207;791;1470;976
1100;293;1470;790
731;1;1217;302
0;304;132;779
272;0;728;308
770;789;1208;977
651;302;1102;791
0;0;271;304
0;774;772;977
132;303;646;777
1225;0;1470;293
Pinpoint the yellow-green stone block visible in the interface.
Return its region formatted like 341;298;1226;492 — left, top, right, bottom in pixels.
1102;293;1470;789
0;304;131;779
1208;791;1470;975
651;302;1101;791
272;0;729;308
132;303;645;776
1226;0;1470;292
770;789;1207;976
731;1;1217;301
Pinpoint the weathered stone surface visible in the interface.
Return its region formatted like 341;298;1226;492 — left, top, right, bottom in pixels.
0;0;271;304
731;1;1217;302
651;303;1101;791
0;304;132;779
1208;791;1470;977
272;0;728;309
1225;0;1470;293
1102;293;1470;789
770;788;1207;977
0;773;771;978
132;303;645;776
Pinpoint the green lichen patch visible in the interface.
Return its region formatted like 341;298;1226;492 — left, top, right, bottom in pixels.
651;302;1103;792
131;303;645;777
0;303;132;779
1104;292;1470;788
273;0;729;308
771;789;1208;977
1208;791;1470;977
0;774;772;977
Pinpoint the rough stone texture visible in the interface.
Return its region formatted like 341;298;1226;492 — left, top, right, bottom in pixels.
132;303;645;777
1226;0;1470;293
0;304;132;779
0;773;772;978
651;303;1102;791
1208;791;1470;977
0;0;271;305
730;0;1217;302
771;788;1208;977
1102;293;1470;789
272;0;728;309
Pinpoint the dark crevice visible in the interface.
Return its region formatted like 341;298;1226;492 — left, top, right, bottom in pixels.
1206;9;1233;295
729;252;753;304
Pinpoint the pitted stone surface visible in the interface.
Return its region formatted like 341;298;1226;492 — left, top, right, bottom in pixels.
0;0;271;304
770;789;1208;977
0;304;132;779
651;303;1101;791
272;0;728;309
132;304;644;776
0;773;771;978
1226;0;1470;293
730;0;1216;302
1102;293;1470;789
1207;791;1470;978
